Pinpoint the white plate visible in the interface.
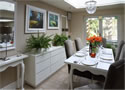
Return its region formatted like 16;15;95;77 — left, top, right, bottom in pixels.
81;59;98;66
100;54;112;60
75;53;86;57
102;50;112;55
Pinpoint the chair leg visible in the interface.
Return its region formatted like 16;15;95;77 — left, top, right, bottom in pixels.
91;76;94;84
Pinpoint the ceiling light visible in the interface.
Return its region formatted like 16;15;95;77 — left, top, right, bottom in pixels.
85;0;96;14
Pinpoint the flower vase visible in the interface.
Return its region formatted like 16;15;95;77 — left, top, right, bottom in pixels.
89;43;97;58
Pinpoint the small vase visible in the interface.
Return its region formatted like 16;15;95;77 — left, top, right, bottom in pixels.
35;48;41;54
90;53;96;58
89;43;97;58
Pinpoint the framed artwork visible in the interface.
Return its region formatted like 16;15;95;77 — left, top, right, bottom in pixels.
48;11;60;29
25;5;46;33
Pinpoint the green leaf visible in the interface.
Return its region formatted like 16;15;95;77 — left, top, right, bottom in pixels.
52;34;68;46
26;32;52;51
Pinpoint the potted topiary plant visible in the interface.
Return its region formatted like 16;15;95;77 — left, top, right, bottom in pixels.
26;32;52;53
52;34;68;46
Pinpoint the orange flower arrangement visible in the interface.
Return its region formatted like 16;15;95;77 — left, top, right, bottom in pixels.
86;35;102;58
86;35;102;44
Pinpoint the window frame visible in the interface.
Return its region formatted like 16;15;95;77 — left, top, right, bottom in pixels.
84;15;120;44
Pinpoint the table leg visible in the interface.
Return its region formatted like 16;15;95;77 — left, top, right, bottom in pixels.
69;66;73;89
21;62;25;90
17;65;20;88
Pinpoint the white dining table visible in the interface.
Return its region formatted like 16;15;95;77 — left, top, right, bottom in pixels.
64;46;115;89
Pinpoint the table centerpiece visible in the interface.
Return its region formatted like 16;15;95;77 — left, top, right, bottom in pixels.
86;35;102;58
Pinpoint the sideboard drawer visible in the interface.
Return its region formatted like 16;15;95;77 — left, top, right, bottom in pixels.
36;67;51;85
35;53;50;63
51;54;60;65
36;59;50;73
51;49;61;56
51;62;58;74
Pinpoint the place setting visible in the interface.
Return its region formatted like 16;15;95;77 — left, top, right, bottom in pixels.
75;51;88;57
99;49;114;63
80;57;98;67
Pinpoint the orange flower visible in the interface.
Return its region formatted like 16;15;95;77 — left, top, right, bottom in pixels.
86;36;102;43
86;38;90;41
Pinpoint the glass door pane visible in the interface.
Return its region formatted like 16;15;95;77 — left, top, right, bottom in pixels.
102;16;118;42
86;18;99;38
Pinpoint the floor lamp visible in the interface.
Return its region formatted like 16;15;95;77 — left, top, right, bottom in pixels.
0;27;12;60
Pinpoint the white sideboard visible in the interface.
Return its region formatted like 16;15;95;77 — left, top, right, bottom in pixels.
24;46;66;87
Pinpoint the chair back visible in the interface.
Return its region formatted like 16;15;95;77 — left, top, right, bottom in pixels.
104;59;125;89
115;40;125;61
102;38;107;48
64;40;75;58
75;38;83;51
119;44;125;60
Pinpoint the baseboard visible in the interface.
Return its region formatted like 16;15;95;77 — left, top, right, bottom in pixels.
1;81;16;90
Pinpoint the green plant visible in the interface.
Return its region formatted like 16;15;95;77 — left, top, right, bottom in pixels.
53;34;68;46
26;33;52;52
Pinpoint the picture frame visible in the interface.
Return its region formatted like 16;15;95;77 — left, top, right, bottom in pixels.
25;5;46;33
48;11;60;30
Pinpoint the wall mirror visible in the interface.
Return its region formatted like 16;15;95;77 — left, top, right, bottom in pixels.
0;1;15;51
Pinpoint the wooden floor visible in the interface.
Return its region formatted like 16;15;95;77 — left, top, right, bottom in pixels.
24;65;91;90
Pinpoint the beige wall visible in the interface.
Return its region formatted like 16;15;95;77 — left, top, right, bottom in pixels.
0;1;66;88
70;6;124;45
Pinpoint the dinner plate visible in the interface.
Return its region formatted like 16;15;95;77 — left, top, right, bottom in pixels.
75;53;86;57
81;59;98;66
100;54;112;60
102;50;112;55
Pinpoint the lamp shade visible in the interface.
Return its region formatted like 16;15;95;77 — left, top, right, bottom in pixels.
0;27;12;34
85;0;97;14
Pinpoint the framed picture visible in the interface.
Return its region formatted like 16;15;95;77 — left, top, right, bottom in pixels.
48;11;60;29
25;5;46;33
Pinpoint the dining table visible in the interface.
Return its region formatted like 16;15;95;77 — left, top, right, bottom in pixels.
64;46;115;89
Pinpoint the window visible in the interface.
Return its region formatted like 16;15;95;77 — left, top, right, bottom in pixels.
86;16;118;43
0;1;15;51
102;17;118;42
86;18;99;37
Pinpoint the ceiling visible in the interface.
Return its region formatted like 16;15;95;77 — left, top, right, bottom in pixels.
41;0;124;12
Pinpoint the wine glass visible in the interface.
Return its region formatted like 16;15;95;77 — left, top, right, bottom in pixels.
16;50;22;57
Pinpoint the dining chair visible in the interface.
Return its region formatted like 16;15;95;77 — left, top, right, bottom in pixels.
115;40;125;61
74;38;83;51
64;40;92;79
102;38;107;48
64;40;75;58
119;44;125;60
74;59;125;90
